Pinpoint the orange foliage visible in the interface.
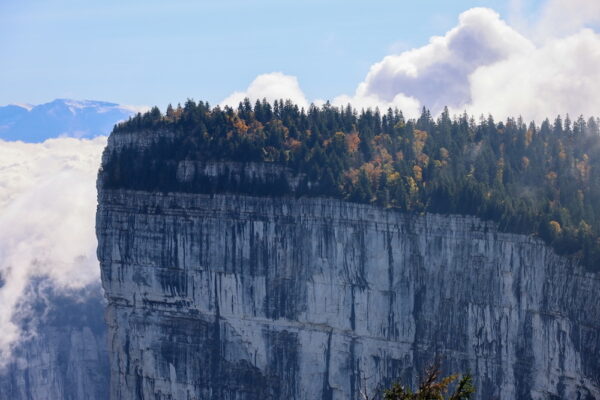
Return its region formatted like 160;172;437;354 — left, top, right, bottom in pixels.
286;138;302;151
373;134;392;147
549;220;562;235
387;172;401;185
233;118;249;135
413;165;423;182
413;129;428;155
346;133;360;153
406;176;418;195
362;162;383;182
373;148;393;165
345;168;360;185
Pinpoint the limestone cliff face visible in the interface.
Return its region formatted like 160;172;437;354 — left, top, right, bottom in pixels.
97;183;600;399
0;287;109;400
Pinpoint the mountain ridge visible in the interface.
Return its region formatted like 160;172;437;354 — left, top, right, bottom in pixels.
0;99;142;142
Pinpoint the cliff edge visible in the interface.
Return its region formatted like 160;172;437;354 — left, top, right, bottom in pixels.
97;130;600;399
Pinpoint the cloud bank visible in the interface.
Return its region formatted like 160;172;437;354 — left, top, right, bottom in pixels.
221;4;600;122
0;137;106;364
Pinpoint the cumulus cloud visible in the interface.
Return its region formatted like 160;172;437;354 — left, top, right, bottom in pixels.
334;8;532;117
0;137;106;364
220;72;310;110
462;29;600;121
221;4;600;122
349;5;600;121
535;0;600;39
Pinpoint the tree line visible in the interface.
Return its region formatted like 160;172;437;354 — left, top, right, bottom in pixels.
102;98;600;270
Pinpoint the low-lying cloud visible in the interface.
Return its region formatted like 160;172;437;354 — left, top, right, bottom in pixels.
0;137;106;364
221;4;600;122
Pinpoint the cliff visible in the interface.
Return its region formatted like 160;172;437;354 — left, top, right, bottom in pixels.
97;167;600;399
0;286;109;400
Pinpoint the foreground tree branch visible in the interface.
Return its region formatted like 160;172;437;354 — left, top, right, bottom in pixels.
382;362;475;400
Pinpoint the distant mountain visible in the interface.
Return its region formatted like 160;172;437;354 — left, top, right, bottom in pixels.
0;99;139;142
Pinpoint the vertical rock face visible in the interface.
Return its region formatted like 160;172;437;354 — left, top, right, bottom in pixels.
97;187;600;400
0;287;109;400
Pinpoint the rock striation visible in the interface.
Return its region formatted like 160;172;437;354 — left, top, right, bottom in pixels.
97;166;600;399
0;286;109;400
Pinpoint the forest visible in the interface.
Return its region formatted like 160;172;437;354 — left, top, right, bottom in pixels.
102;98;600;270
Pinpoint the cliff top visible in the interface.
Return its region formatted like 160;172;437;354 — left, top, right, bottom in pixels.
99;99;600;270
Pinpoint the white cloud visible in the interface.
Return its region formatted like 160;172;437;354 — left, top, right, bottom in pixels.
335;8;533;117
535;0;600;39
221;5;600;123
331;89;421;117
461;29;600;121
118;104;151;114
0;137;106;364
220;72;310;110
219;8;535;118
353;5;600;121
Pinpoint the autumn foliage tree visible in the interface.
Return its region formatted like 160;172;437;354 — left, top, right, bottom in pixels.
382;364;475;400
359;363;475;400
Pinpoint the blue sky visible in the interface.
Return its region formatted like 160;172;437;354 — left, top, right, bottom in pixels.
0;0;546;108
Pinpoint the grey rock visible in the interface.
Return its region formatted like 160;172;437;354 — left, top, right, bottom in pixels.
0;286;109;400
97;187;600;400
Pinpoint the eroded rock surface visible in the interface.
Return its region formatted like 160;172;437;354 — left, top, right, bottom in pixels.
97;187;600;400
0;286;109;400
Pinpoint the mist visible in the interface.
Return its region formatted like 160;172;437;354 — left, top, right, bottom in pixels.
0;137;106;364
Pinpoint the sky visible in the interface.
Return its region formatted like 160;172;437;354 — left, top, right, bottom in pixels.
1;0;550;110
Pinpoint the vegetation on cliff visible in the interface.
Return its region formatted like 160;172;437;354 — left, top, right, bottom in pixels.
379;364;475;400
101;99;600;270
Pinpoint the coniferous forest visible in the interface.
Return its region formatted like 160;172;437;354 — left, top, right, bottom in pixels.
102;99;600;270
